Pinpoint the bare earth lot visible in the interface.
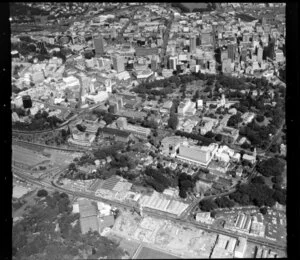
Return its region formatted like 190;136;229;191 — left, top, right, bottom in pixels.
136;246;180;259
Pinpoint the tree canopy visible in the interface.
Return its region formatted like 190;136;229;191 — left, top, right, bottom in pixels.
168;114;178;130
13;191;125;259
199;199;218;212
256;158;285;177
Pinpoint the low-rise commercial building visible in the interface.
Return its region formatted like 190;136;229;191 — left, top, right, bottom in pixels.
100;127;132;143
215;126;239;144
234;237;247;258
68;129;96;147
178;98;196;116
139;191;189;217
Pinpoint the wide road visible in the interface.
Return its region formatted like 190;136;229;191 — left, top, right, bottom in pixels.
13;168;286;252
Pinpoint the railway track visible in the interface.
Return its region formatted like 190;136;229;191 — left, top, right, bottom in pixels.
12;140;87;153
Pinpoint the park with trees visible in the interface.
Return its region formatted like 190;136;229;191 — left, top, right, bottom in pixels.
13;191;125;259
12;108;63;131
256;157;285;177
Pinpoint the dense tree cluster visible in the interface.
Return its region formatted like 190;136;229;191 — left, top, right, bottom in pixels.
255;114;265;123
168;114;179;130
229;182;275;207
271;175;283;184
192;90;200;102
12;84;26;94
93;143;125;160
227;113;243;127
76;124;86;132
12;109;63;131
132;73;210;97
13;191;124;259
259;207;268;215
37;189;48;197
10;3;49;17
199;199;218;212
178;173;197;198
214;196;235;208
170;3;190;13
142;119;158;129
229;176;286;207
52;50;66;63
143;167;173;192
239;120;277;148
251;176;265;184
110;154;136;170
11;41;37;57
256;157;285;177
175;130;214;146
94;110;116;125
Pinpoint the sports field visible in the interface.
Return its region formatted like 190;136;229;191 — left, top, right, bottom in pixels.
136;246;179;259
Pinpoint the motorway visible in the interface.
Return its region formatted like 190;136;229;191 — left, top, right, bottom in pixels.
13;167;286;252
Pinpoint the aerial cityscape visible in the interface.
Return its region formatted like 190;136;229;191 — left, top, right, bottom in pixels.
11;2;287;259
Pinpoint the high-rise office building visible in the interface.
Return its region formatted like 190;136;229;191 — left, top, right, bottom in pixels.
243;33;251;42
169;56;178;70
22;95;32;109
93;35;105;57
268;39;276;60
221;48;228;62
222;59;232;74
190;36;196;53
257;47;263;63
196;35;201;46
227;44;236;61
201;31;212;45
105;79;112;93
240;48;247;62
151;55;159;71
111;27;117;39
112;55;125;73
37;41;47;54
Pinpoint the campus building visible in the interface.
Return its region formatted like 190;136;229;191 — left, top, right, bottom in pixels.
177;142;218;167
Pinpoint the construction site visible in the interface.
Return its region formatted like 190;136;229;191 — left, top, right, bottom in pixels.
106;210;219;259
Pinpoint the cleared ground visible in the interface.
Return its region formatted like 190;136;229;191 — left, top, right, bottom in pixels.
12;145;50;166
136;246;179;259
